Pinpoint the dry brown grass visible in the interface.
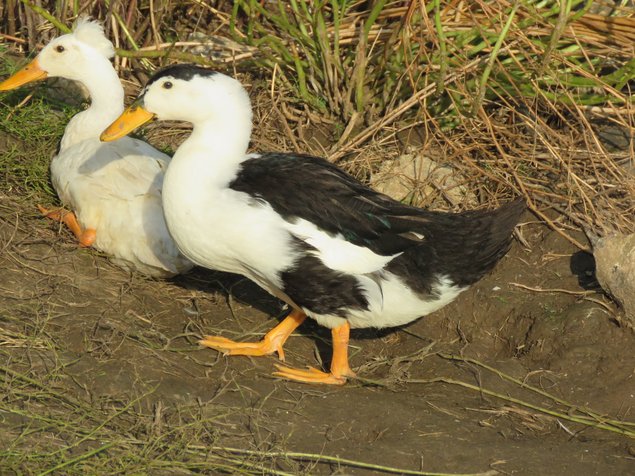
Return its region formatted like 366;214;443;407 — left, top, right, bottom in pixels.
1;1;633;249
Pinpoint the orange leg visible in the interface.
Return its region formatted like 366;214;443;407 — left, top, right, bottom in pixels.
273;321;356;385
38;205;96;247
199;309;306;361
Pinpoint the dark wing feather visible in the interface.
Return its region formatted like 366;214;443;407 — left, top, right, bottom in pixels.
230;153;526;267
229;152;431;255
230;152;526;292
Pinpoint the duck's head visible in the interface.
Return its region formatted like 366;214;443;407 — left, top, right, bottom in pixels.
0;17;114;91
100;64;252;142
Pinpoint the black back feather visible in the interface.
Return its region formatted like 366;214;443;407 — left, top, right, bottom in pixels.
230;153;432;255
230;153;525;290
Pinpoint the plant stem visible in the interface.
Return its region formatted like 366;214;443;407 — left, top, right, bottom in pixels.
433;0;448;93
438;353;635;431
471;1;520;116
18;0;71;33
37;442;117;476
409;376;635;438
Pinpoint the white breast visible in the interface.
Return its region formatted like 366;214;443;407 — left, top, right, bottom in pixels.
161;149;298;287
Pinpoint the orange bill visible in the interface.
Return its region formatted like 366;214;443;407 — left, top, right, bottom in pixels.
0;59;48;91
100;103;155;142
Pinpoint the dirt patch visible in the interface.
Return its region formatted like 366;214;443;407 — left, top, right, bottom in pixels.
1;189;634;475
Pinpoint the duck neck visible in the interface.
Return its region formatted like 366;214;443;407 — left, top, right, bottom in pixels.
59;58;124;150
177;118;252;186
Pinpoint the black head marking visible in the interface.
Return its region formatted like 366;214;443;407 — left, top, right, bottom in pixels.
146;64;219;87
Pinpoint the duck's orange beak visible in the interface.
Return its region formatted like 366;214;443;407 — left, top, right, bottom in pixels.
0;59;48;91
100;103;155;142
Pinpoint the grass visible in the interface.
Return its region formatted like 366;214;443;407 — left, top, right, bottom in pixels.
0;96;74;199
2;1;634;243
229;1;635;122
414;354;635;439
3;296;631;475
232;0;634;245
0;332;477;474
355;348;635;439
0;365;279;474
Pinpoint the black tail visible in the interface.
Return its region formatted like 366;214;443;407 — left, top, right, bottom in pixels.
431;197;526;286
389;197;526;289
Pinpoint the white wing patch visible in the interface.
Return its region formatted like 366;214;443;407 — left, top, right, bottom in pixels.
285;218;400;274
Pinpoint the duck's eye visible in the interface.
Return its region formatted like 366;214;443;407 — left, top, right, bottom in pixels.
163;81;173;90
55;45;65;53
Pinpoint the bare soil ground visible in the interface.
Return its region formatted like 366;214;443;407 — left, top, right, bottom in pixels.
1;175;634;475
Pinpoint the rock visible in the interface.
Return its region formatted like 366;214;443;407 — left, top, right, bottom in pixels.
593;233;635;326
592;120;632;152
370;149;475;207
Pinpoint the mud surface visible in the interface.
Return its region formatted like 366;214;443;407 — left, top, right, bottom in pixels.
1;190;634;475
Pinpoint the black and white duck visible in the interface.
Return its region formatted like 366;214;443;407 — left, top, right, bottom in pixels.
101;64;525;384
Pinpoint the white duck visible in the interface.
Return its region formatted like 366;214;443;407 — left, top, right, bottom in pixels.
101;64;525;384
0;19;192;277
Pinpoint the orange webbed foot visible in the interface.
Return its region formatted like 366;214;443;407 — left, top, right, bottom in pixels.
78;228;96;247
200;335;287;360
272;321;355;385
37;204;63;221
273;364;353;385
199;310;306;361
37;205;96;247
